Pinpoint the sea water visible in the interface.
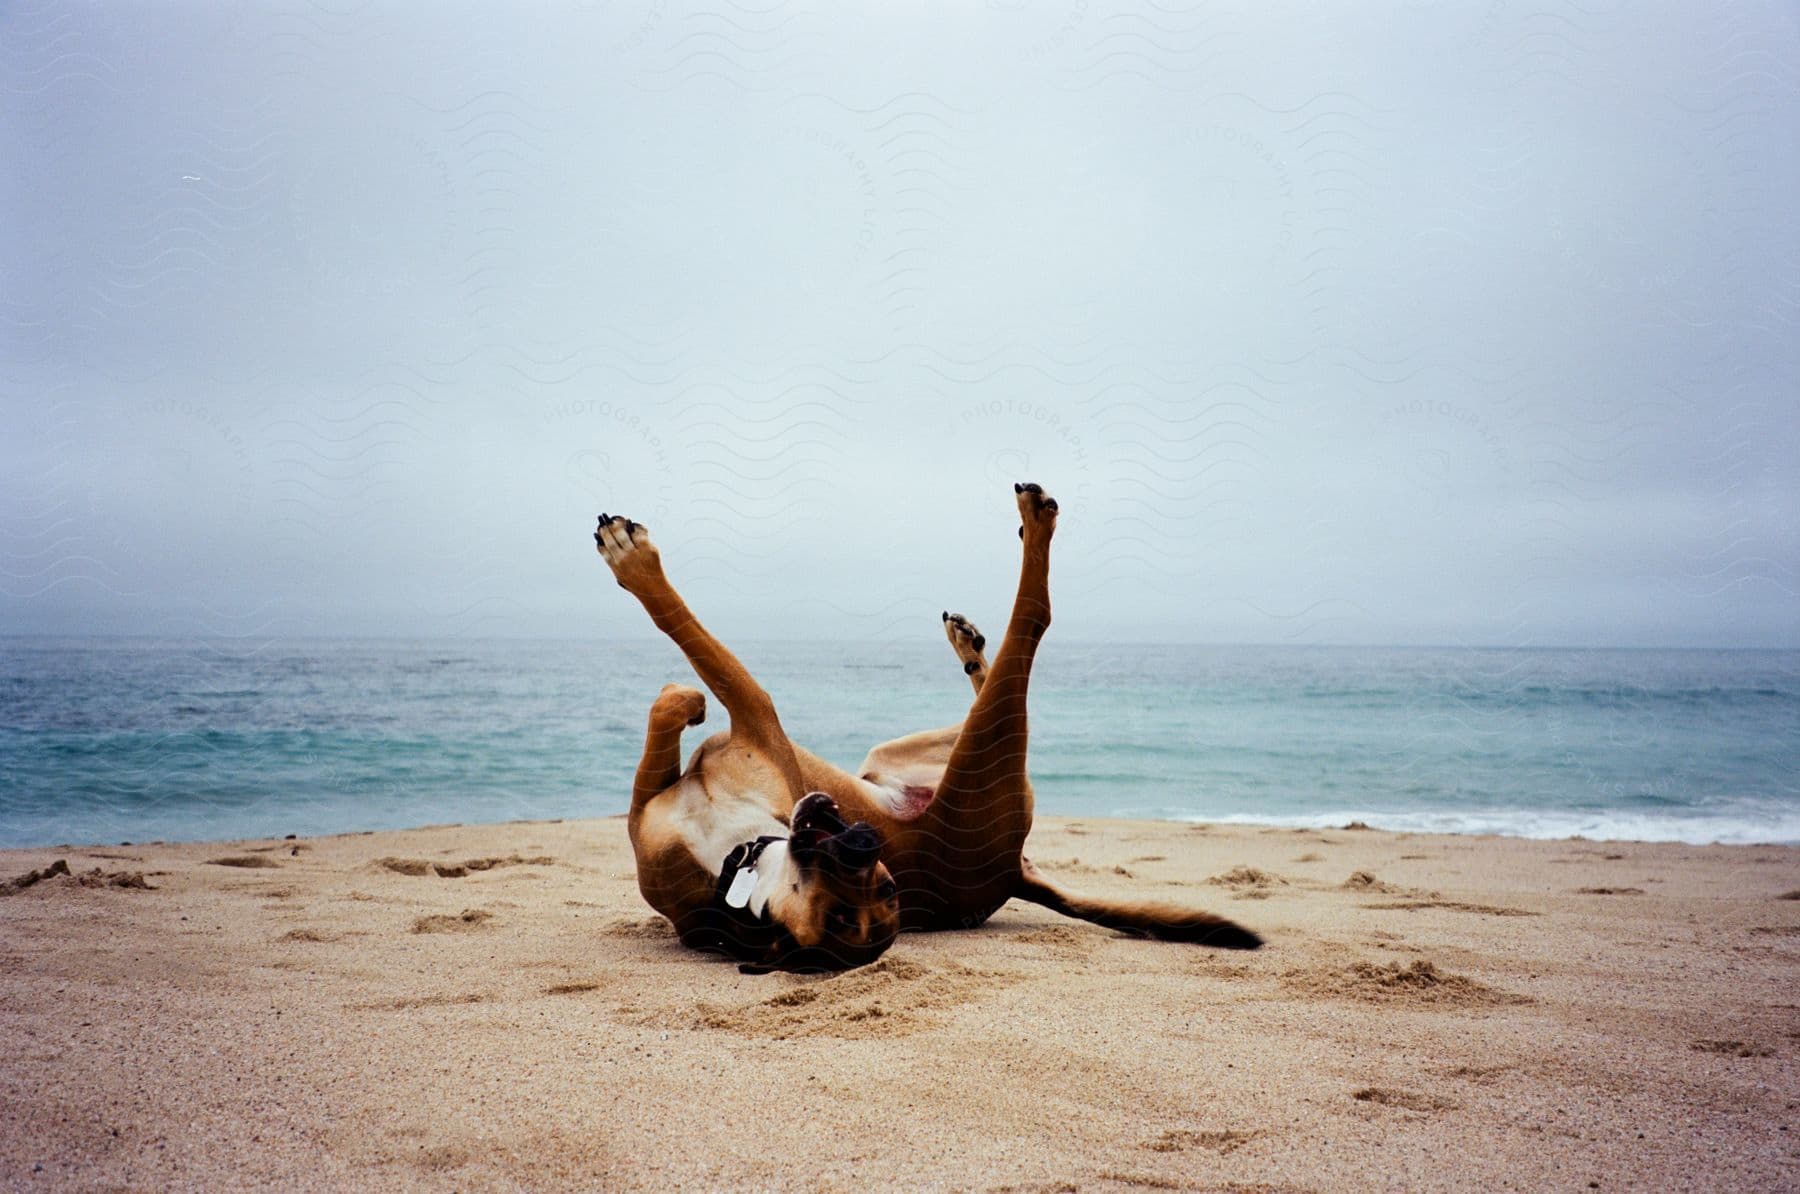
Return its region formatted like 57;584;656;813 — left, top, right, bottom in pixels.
1;638;1795;849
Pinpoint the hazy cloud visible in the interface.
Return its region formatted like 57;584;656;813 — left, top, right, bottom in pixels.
3;1;1795;647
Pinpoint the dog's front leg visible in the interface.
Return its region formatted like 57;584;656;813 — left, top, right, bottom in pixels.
631;684;706;815
595;514;804;798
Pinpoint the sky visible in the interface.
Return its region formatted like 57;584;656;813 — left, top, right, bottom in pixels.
2;1;1796;647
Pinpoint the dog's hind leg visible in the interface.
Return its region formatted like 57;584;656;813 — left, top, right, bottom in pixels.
596;515;805;800
897;484;1056;927
849;610;988;815
941;611;989;695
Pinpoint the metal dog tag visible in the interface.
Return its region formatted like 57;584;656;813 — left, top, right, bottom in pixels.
724;865;757;909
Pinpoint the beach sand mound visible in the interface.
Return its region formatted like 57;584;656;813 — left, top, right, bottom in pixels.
352;992;492;1012
1142;1129;1256;1154
1208;866;1288;888
3;859;155;894
374;856;433;876
543;980;604;995
1352;1087;1458;1113
1691;1039;1774;1058
1033;856;1135;878
1286;959;1530;1008
409;908;494;934
3;859;73;894
1009;924;1097;957
278;928;335;943
75;867;154;890
678;957;1017;1040
1362;897;1538;917
601;915;676;939
376;854;556;878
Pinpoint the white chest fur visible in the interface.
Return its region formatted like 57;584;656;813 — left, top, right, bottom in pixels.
743;840;793;918
664;776;790;875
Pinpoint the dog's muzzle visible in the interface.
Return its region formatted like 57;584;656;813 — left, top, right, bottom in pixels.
830;823;880;869
789;792;882;872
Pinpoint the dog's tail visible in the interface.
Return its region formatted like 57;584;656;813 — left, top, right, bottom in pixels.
1014;858;1263;950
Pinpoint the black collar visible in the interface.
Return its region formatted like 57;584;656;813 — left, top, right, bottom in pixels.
715;835;786;916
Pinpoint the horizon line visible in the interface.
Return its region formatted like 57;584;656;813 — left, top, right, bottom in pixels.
2;633;1796;652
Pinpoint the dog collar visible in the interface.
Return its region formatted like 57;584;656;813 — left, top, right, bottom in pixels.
716;835;785;915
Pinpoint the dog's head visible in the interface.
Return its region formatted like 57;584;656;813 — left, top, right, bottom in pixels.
710;792;900;973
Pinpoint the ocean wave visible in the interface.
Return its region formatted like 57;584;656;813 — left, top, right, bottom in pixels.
1177;808;1800;847
2;639;1793;850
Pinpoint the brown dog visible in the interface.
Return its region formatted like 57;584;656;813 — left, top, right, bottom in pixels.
595;483;1260;972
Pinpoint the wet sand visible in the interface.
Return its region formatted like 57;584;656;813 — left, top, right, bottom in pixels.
2;816;1796;1191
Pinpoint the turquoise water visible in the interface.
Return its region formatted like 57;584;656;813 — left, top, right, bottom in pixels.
1;638;1795;848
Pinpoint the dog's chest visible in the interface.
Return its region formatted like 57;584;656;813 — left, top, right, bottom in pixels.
664;777;788;874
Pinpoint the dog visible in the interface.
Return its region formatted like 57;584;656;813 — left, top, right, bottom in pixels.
595;482;1261;972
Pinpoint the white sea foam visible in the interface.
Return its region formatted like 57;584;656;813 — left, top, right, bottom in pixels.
1175;808;1800;846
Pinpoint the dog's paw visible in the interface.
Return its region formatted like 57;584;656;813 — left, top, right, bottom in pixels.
594;513;663;592
941;611;988;678
651;683;706;729
1013;481;1058;541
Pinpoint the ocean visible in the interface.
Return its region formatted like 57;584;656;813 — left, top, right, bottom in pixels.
1;638;1795;850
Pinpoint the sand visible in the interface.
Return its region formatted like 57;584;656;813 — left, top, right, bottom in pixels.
2;817;1796;1191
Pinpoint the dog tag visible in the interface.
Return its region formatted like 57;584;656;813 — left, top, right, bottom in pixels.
724;865;757;909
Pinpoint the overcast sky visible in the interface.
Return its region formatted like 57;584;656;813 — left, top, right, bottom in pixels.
2;2;1795;647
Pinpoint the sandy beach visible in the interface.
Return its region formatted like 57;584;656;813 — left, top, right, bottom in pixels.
2;816;1796;1191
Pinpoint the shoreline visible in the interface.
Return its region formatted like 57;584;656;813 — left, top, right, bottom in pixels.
8;808;1799;856
3;815;1796;1189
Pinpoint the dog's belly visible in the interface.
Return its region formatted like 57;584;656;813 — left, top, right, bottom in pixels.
860;773;939;822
